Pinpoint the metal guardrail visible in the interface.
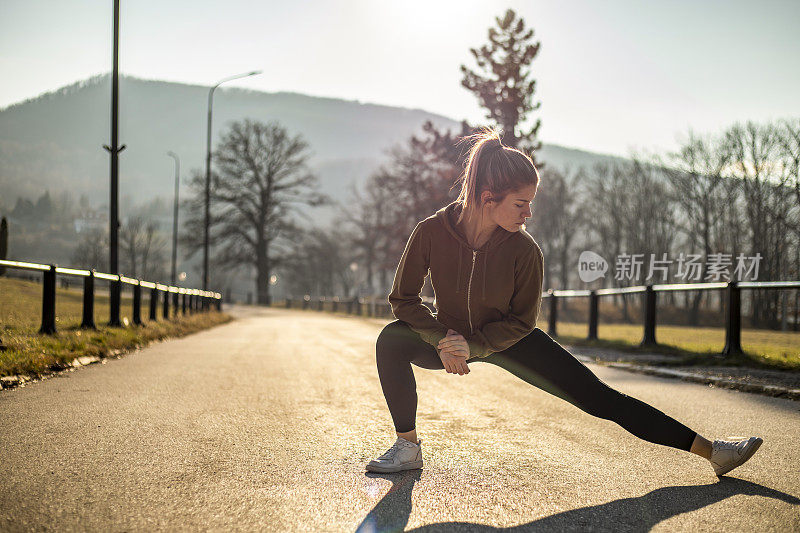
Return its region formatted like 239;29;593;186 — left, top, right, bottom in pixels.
283;279;800;358
0;259;222;343
546;280;800;357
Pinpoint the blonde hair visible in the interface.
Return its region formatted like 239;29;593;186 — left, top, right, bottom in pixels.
455;127;539;224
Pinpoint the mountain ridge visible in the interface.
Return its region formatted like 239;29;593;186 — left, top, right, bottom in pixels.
0;73;626;219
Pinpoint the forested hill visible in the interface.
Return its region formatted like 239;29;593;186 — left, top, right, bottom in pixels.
0;73;622;215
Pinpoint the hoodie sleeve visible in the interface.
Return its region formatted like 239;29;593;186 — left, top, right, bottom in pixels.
465;244;544;359
388;221;450;349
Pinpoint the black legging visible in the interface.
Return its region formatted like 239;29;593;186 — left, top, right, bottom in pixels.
376;320;697;452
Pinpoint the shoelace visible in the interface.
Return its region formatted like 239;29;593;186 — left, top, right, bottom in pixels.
714;440;744;455
378;441;404;460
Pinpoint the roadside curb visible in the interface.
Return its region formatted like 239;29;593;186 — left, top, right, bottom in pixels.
0;353;113;392
578;356;800;402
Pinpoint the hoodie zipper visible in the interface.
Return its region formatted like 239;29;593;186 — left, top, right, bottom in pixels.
466;250;477;334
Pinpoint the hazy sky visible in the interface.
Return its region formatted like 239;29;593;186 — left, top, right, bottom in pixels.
1;0;797;157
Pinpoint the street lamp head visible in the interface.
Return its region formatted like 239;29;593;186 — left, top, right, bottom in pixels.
248;70;263;76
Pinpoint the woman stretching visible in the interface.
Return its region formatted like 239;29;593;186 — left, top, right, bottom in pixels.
366;129;762;477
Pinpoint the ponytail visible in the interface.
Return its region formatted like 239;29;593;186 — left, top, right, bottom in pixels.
455;127;539;224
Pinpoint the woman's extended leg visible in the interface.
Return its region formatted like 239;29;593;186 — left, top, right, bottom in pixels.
480;327;698;451
375;320;445;436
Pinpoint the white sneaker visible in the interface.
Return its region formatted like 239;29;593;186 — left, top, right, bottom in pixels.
366;437;423;473
709;436;763;476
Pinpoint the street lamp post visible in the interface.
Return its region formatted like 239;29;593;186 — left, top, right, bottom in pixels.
104;0;126;327
203;70;262;290
167;151;180;287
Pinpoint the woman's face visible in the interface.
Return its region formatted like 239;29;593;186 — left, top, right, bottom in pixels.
486;183;538;232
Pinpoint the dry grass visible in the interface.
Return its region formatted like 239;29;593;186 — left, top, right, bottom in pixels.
0;277;232;378
553;321;800;370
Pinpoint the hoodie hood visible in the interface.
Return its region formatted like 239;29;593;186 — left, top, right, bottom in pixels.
434;201;519;300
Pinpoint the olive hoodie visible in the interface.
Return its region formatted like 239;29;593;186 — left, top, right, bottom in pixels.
388;200;544;360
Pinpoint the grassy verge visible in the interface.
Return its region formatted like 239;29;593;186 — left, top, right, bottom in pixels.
0;277;232;378
552;322;800;371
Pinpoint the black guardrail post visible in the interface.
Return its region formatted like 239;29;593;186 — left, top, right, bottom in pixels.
588;290;598;340
640;284;657;347
39;264;57;334
81;270;96;329
163;289;170;318
109;275;122;327
722;281;743;357
182;293;187;315
547;290;557;337
216;297;222;311
150;287;158;320
133;280;142;325
286;298;292;309
172;291;179;317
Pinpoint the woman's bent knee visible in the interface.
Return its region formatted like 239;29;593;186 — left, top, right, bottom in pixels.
376;320;408;360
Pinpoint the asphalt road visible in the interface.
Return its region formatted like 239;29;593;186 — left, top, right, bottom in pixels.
1;305;798;532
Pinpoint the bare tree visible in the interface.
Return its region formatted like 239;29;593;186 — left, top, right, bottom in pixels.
579;162;634;320
723;120;785;326
181;119;330;305
337;177;394;296
361;122;469;295
530;166;586;292
119;216;168;280
658;129;731;323
279;226;357;297
141;220;168;281
776;118;800;330
71;227;108;272
120;216;145;278
769;119;800;329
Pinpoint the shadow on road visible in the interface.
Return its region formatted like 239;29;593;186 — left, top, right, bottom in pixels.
356;472;799;532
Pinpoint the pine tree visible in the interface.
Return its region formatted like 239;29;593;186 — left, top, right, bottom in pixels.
460;9;544;166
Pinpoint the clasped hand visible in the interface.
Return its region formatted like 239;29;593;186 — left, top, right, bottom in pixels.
437;329;470;375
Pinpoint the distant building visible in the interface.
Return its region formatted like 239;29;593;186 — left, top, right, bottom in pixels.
74;210;108;233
